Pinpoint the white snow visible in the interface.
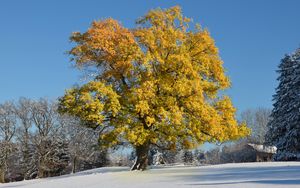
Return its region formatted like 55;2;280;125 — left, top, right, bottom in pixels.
1;162;300;188
248;143;277;154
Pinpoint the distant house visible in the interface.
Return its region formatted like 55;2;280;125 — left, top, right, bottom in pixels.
247;143;277;162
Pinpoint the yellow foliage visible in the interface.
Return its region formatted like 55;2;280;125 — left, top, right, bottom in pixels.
59;6;250;149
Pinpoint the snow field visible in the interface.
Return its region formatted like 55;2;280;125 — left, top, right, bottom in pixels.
1;162;300;188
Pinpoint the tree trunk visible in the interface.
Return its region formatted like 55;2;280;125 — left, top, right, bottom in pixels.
38;160;45;178
0;168;5;183
72;156;77;174
131;142;150;171
23;143;31;180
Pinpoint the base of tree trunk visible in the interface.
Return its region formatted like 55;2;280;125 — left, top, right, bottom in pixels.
72;157;77;174
0;170;5;183
38;166;45;178
131;143;150;171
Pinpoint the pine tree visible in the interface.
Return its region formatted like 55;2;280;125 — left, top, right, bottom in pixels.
266;48;300;160
182;150;194;164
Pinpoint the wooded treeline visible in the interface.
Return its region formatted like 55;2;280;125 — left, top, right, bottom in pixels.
0;98;108;183
0;97;271;183
0;95;273;183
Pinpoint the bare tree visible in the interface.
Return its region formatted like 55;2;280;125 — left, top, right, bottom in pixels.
14;98;35;179
240;108;271;144
0;102;17;183
62;116;108;173
0;98;110;182
30;99;68;178
204;148;221;164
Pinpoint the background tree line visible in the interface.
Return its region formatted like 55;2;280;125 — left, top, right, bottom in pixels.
0;98;108;183
0;97;271;183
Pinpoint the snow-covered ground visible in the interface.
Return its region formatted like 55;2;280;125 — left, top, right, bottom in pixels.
1;162;300;188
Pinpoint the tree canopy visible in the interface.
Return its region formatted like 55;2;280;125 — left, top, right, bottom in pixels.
58;6;249;170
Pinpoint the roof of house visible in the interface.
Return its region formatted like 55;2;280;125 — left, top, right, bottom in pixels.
247;143;277;154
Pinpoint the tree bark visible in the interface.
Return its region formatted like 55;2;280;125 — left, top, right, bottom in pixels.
131;142;150;171
0;168;5;183
38;160;45;178
72;156;77;174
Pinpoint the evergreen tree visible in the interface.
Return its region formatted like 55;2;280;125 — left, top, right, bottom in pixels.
182;150;194;164
266;48;300;160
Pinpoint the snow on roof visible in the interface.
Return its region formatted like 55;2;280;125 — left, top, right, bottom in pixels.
247;143;277;154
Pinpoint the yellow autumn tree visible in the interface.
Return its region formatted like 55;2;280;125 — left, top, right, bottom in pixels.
59;6;250;170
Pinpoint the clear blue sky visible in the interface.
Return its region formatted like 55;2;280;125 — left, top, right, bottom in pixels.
1;0;300;113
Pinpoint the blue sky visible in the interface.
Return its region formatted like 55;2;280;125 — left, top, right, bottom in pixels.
0;0;300;114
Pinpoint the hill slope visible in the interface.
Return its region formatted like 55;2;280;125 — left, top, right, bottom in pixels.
1;162;300;188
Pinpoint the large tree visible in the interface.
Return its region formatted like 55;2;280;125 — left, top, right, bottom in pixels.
59;6;249;170
266;48;300;160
